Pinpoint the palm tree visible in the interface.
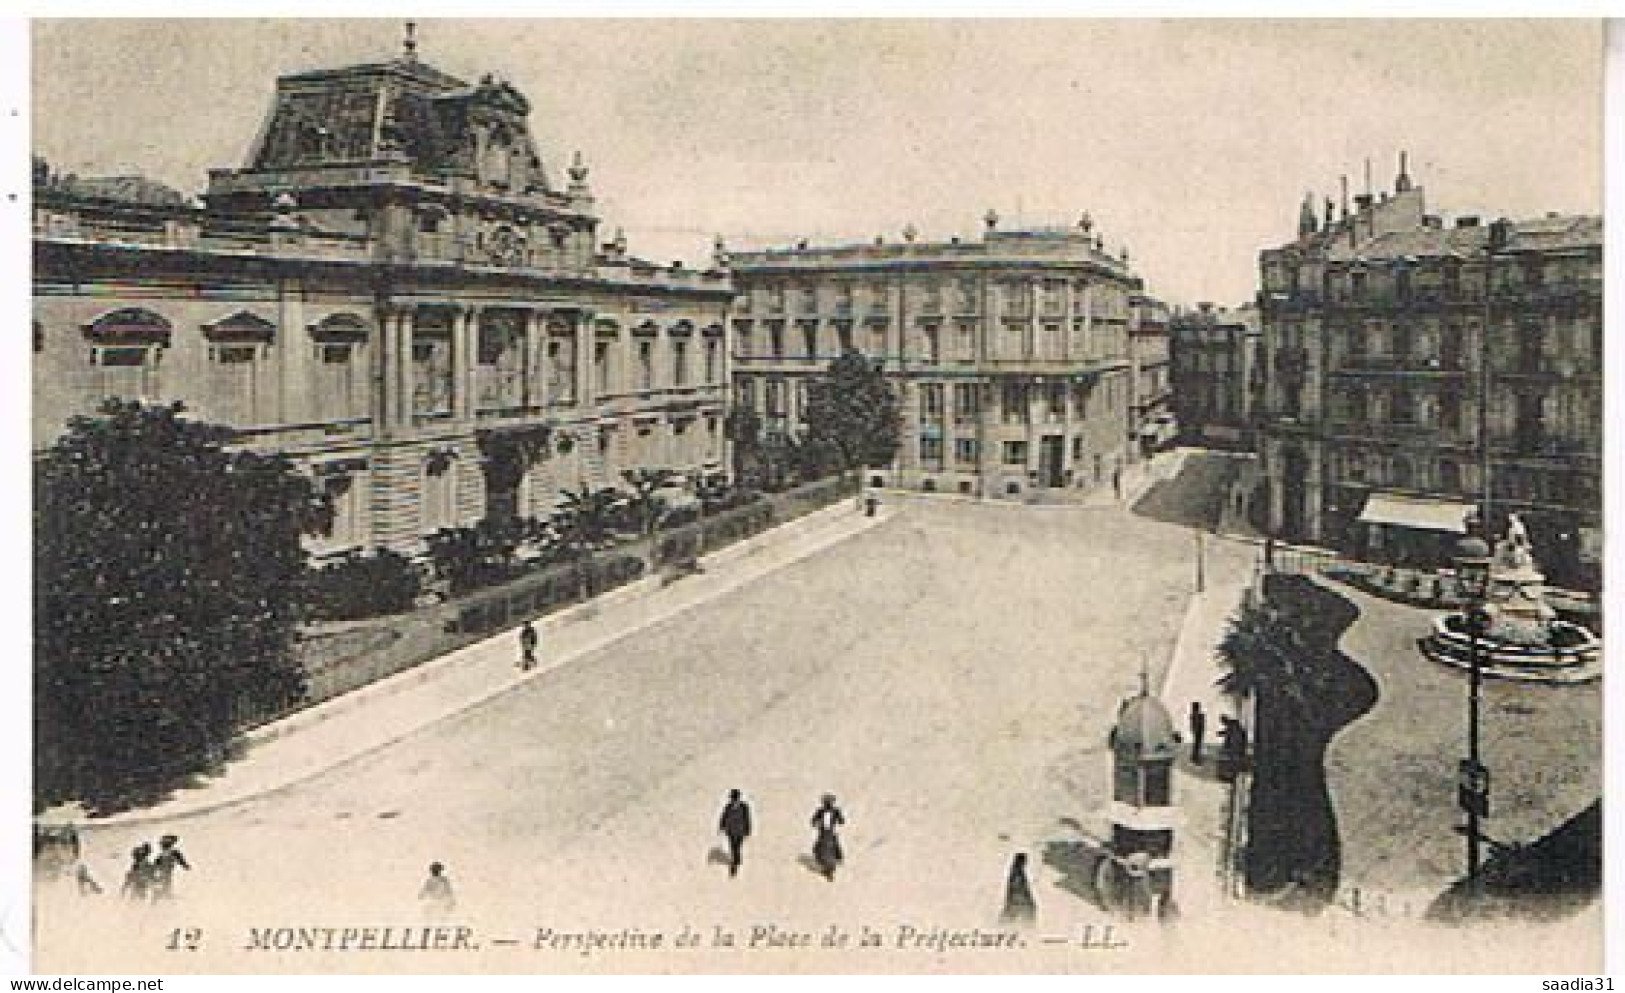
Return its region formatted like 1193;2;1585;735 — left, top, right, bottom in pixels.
551;484;624;558
1215;590;1308;711
620;467;683;537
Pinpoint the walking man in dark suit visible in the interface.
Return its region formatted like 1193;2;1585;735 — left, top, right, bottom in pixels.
717;789;752;878
519;620;539;672
1188;701;1207;765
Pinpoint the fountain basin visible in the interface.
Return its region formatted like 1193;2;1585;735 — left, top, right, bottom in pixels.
1420;615;1601;685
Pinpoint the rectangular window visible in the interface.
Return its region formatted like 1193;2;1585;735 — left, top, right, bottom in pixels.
320;473;363;548
92;345;160;402
802;323;819;360
637;340;654;391
921;382;944;420
920;435;943;463
704;339;720;384
734;320;754;356
546;335;578;404
955;438;978;464
922;324;940;363
769;323;786;359
956;321;976;359
206;343;261;425
953;382;980;423
313;342;363;421
1003;440;1028;465
834;322;853;353
673;340;689;387
1001;381;1026;422
595;341;612;393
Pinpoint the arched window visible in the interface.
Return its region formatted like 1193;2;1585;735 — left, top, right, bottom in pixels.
83;308;172;402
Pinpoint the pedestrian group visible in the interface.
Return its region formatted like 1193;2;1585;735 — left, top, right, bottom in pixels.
709;789;848;882
119;833;191;903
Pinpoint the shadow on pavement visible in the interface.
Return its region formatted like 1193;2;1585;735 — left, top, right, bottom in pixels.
1042;821;1110;908
1427;799;1601;925
1131;451;1246;532
1243;574;1378;913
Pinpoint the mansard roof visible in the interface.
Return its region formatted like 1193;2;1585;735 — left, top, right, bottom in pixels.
244;53;551;193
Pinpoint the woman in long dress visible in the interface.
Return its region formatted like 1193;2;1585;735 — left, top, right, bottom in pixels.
810;794;845;880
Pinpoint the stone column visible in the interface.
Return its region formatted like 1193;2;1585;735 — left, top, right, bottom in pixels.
394;307;416;431
575;309;595;407
1028;277;1043;360
454;305;477;422
1030;378;1046;483
523;309;544;408
276;278;308;425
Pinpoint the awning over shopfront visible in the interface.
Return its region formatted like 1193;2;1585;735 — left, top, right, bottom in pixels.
1357;492;1474;533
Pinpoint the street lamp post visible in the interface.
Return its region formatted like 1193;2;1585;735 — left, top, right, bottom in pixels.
1454;537;1492;893
1194;528;1206;594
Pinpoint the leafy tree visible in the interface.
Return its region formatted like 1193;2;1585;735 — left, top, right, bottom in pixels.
424;517;524;595
620;467;683;536
551;483;624;557
305;548;421;621
35;401;327;811
803;349;901;480
723;406;763;485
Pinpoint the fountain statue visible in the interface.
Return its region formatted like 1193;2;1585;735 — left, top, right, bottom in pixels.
1421;514;1600;684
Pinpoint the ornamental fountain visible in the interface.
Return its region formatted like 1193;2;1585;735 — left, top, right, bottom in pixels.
1421;515;1601;684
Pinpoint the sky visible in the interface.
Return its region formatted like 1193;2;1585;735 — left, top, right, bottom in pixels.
31;18;1606;306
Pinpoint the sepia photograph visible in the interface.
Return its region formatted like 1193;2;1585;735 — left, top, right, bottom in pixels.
22;16;1608;975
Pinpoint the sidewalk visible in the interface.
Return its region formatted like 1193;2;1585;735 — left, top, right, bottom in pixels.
66;499;895;830
1081;447;1192;509
1156;538;1261;918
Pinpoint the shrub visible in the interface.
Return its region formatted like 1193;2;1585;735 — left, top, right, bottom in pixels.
305;549;422;621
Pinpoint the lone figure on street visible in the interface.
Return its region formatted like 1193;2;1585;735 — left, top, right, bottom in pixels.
419;862;456;918
810;794;846;881
1000;852;1036;925
1188;701;1207;765
717;789;753;878
151;834;190;901
519;620;539;672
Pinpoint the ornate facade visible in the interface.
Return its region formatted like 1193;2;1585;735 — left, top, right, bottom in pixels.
33;43;733;558
728;214;1140;500
1255;159;1602;587
1168;302;1261;447
1128;292;1174;455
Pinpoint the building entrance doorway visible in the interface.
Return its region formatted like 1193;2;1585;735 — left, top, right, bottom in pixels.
1040;435;1065;488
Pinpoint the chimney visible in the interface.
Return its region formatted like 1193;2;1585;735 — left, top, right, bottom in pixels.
1422;214;1442;229
1488;218;1513;251
1455;216;1481;228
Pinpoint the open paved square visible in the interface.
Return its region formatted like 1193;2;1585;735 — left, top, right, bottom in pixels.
43;495;1261;971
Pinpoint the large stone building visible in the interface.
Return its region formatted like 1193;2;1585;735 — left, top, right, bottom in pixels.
1255;158;1602;587
1168;301;1261;448
728;214;1141;501
1128;292;1174;456
33;38;734;558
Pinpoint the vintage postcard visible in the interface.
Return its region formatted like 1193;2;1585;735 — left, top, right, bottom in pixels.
24;17;1606;975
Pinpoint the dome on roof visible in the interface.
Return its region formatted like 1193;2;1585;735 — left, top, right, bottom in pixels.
1112;689;1178;762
